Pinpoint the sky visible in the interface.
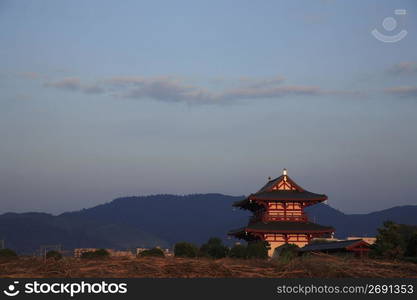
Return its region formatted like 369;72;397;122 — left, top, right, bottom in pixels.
1;0;417;215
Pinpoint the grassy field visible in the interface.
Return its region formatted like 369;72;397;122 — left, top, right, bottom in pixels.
1;254;417;278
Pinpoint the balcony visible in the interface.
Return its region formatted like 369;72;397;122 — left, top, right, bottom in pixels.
250;212;308;223
264;215;308;222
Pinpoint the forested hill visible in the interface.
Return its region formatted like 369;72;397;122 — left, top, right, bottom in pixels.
1;194;416;253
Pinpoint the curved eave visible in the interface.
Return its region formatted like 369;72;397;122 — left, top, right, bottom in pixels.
232;199;249;208
229;225;335;236
232;195;262;210
250;196;327;202
232;193;327;210
249;190;328;202
227;228;262;241
246;228;334;234
228;227;246;236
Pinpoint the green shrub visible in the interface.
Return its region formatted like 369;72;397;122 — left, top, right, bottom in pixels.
371;221;417;259
403;257;417;264
274;244;299;263
46;250;63;260
138;248;165;257
174;242;199;258
81;248;110;259
246;241;269;259
0;248;18;259
199;237;229;259
405;233;417;257
229;244;247;259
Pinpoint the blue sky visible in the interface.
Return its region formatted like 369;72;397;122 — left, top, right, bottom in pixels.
1;0;417;214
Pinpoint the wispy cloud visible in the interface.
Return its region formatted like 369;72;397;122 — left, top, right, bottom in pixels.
44;77;82;91
220;85;322;101
19;72;44;80
238;76;285;88
384;86;417;98
387;62;417;75
42;75;358;104
44;77;104;94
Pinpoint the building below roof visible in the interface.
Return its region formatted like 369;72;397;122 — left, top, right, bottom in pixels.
347;237;376;245
298;239;371;257
229;168;334;256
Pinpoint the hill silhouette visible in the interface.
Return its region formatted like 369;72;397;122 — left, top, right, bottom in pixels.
1;194;416;254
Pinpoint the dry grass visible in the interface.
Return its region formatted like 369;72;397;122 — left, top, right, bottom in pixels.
0;254;416;278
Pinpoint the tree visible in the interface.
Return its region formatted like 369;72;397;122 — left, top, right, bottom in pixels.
0;248;18;260
46;250;63;260
174;242;199;258
138;248;165;257
229;244;247;259
371;221;417;259
81;249;110;259
246;241;269;259
199;237;229;259
273;244;299;262
405;233;417;257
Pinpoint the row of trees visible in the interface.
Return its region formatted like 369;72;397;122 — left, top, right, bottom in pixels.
1;238;266;260
0;248;18;259
371;221;417;261
174;237;268;259
2;222;416;261
77;239;269;259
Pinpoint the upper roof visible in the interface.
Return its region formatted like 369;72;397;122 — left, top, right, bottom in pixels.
233;169;327;208
298;239;370;252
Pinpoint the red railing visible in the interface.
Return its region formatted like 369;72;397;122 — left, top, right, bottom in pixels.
264;215;308;222
250;212;308;223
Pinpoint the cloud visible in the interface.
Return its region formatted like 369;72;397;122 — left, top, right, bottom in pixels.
221;85;321;101
44;77;82;91
44;77;104;94
83;85;105;94
123;78;209;103
110;76;321;103
42;75;357;104
238;76;285;88
384;86;417;98
387;62;417;75
19;72;44;80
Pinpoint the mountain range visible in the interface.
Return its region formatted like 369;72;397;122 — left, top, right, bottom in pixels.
1;194;416;254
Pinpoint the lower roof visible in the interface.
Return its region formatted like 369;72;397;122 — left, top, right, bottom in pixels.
298;239;370;252
229;221;334;235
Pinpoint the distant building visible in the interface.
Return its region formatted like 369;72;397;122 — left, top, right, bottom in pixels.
229;169;334;257
107;249;134;258
136;248;148;256
298;239;371;257
311;237;343;243
162;248;174;257
136;247;173;257
74;248;98;258
74;248;134;258
347;236;376;245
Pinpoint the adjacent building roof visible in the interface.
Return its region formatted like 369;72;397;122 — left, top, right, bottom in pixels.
298;239;370;252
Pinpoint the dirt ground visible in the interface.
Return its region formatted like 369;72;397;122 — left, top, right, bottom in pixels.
1;254;417;278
